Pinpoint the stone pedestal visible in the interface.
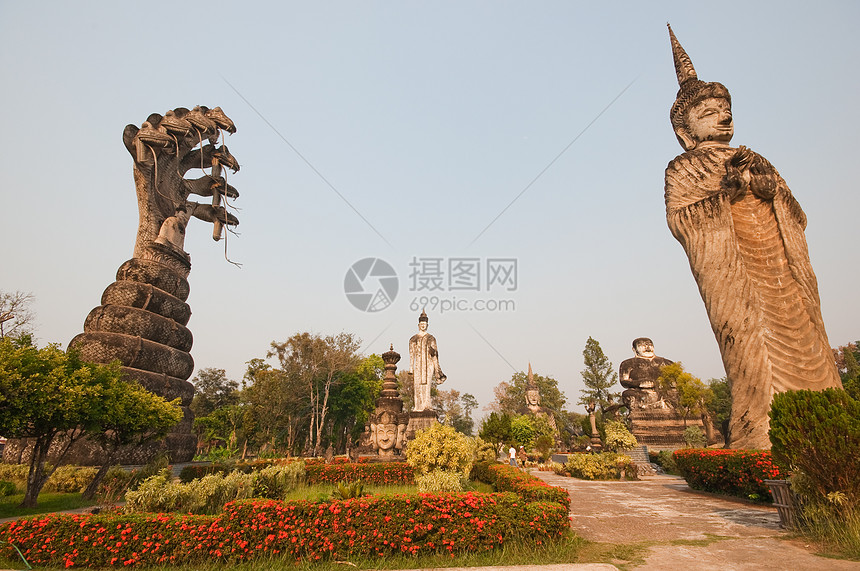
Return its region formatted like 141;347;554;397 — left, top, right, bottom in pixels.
629;408;706;450
406;409;438;440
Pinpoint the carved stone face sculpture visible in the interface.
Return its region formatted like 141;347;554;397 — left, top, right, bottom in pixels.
633;338;656;359
683;97;734;149
376;423;397;451
526;389;540;407
418;321;428;333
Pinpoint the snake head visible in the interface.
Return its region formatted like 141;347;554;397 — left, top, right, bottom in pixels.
205;107;236;134
213;145;240;172
161;109;193;137
187;105;218;134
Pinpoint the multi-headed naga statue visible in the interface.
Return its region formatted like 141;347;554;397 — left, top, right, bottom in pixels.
664;26;841;449
66;106;241;463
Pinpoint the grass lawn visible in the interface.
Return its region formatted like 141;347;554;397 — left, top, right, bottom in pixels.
0;492;97;519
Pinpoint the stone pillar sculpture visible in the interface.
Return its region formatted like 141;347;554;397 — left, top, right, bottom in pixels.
369;345;410;458
65;106;241;463
585;401;602;451
664;26;841;449
525;363;559;435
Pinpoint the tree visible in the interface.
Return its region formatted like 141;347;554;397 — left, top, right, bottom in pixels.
833;342;860;401
0;291;35;340
490;371;567;417
268;332;361;456
578;337;620;413
509;414;555;449
657;362;714;435
434;389;478;436
81;382;182;499
0;335;179;507
479;412;513;449
706;377;732;444
396;370;415;412
190;368;239;417
327;354;383;450
242;367;307;454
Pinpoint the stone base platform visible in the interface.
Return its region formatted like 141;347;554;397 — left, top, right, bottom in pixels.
630;408;705;450
406;409;437;440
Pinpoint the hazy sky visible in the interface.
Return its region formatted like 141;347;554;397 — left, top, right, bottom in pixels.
2;2;858;418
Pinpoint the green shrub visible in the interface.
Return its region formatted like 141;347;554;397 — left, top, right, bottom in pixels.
673;449;785;501
651;450;679;475
125;469;253;514
406;423;475;477
603;420;637;452
251;462;305;499
96;466;133;505
684;425;707;449
0;464;101;493
473;436;498;464
0;464;28;489
129;452;171;490
769;388;860;505
330;480;366;499
0;480;16;496
415;470;464;493
44;465;98;493
562;452;636;480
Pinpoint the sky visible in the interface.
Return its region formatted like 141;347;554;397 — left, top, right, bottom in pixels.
2;2;858;420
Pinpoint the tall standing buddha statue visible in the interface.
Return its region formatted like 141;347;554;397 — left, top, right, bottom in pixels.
664;26;841;449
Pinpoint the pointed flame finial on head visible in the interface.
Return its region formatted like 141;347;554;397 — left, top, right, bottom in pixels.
527;362;536;388
668;23;698;87
418;309;428;323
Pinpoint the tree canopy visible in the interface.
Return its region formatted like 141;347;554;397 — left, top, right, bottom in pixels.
578;336;620;413
0;290;35;340
0;335;181;507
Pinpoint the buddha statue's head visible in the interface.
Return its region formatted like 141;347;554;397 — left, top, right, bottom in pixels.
418;310;428;332
633;337;656;359
375;420;397;451
668;24;734;151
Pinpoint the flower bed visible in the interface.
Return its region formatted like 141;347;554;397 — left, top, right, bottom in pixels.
472;462;569;510
0;492;567;567
304;462;414;485
673;449;787;502
180;460;413;485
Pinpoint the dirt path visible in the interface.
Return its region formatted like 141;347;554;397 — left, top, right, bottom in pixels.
532;470;860;570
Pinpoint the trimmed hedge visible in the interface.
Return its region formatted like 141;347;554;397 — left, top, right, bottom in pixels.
673;449;787;502
0;492;567;567
472;462;570;510
179;460;413;486
305;462;414;485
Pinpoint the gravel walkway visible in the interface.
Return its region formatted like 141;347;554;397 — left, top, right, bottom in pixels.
531;470;860;570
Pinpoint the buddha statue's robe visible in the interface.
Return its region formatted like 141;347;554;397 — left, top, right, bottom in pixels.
665;146;841;449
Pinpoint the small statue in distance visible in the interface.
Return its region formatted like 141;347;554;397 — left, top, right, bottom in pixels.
619;337;674;411
409;310;446;412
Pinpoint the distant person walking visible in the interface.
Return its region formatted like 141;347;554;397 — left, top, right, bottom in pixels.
517;446;528;469
509;446;517;467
